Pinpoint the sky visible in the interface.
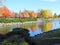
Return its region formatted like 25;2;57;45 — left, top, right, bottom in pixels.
2;0;60;14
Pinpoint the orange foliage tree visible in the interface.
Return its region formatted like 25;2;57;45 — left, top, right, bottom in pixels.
30;11;37;18
2;6;11;18
23;10;30;18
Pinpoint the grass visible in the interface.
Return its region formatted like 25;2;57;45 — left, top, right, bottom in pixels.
1;35;29;45
0;18;37;23
1;40;29;45
38;29;60;41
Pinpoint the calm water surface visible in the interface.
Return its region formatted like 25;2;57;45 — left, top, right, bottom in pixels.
0;20;60;36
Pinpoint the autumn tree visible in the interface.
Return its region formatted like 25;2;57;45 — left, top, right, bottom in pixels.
40;9;52;18
23;10;30;18
0;8;3;18
2;6;11;18
30;11;37;18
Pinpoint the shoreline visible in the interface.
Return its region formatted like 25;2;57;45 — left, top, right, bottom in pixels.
0;18;60;27
0;21;43;27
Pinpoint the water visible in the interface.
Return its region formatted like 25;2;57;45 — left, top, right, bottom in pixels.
0;20;60;36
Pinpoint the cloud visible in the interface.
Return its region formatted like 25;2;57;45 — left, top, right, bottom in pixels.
43;0;58;2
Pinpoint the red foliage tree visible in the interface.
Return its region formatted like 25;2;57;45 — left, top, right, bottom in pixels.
30;11;37;18
2;6;11;18
23;11;30;18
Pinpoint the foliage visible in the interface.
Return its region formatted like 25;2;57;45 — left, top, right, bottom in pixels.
1;6;11;17
40;9;52;18
53;13;57;18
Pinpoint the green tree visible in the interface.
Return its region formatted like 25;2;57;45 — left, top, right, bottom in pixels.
53;13;57;18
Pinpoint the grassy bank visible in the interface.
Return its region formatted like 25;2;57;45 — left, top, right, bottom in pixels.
0;28;60;45
1;38;29;45
0;18;37;23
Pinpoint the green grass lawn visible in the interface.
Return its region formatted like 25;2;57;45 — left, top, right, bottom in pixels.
0;18;37;23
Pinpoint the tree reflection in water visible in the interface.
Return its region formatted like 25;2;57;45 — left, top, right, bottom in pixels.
30;23;37;32
0;21;53;36
42;21;52;32
0;27;10;35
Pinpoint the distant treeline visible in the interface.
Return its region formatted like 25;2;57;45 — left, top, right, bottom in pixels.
1;6;60;18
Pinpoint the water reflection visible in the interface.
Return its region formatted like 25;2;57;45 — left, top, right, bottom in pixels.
24;24;31;30
31;23;37;32
29;21;53;36
0;27;10;35
42;21;52;32
29;23;42;36
0;20;60;36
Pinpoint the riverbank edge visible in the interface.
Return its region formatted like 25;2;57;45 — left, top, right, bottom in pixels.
0;18;60;27
0;21;43;27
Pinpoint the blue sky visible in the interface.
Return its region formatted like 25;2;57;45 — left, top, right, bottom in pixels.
3;0;60;14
